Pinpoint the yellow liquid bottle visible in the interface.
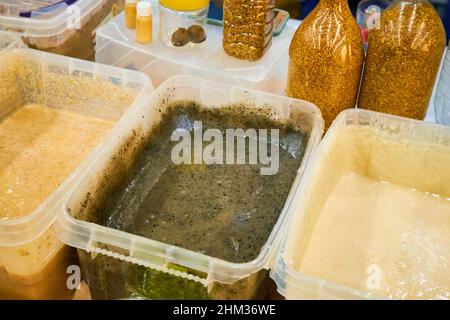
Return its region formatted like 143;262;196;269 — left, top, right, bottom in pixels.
125;0;138;29
136;1;153;44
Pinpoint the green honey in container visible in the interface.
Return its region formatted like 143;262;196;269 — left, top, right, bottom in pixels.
58;76;324;300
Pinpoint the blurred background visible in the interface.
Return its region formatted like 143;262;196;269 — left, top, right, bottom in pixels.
277;0;450;40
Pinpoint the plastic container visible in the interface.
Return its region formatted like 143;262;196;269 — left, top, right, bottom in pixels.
223;0;275;61
0;0;124;60
0;48;152;300
95;0;296;94
57;75;324;300
0;31;24;54
272;109;450;300
359;0;447;120
435;45;450;126
159;0;209;49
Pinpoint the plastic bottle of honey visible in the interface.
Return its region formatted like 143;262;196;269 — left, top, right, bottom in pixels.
125;0;138;29
136;1;153;44
287;0;364;129
358;0;446;120
223;0;276;61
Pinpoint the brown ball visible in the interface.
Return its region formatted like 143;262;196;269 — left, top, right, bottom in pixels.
171;28;192;47
188;25;207;44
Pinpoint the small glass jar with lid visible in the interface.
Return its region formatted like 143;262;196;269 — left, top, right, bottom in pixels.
159;0;210;49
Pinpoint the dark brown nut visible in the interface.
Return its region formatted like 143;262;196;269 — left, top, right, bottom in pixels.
171;28;192;47
188;25;207;44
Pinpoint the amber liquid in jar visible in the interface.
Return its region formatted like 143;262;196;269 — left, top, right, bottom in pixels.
223;0;276;61
358;0;446;120
287;0;364;129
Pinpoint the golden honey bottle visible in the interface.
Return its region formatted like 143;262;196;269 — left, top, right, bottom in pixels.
358;0;446;120
287;0;364;129
125;0;138;29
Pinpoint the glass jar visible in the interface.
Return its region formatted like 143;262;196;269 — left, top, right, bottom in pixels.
223;0;276;61
287;0;364;129
158;0;209;49
435;45;450;126
359;0;447;120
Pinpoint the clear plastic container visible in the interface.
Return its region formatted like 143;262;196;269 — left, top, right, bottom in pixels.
95;0;296;93
159;1;209;49
0;0;124;60
0;31;24;54
272;109;450;300
57;75;324;300
0;48;152;299
435;46;450;126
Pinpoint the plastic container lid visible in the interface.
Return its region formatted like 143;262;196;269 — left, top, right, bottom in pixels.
96;0;295;83
160;0;209;11
137;1;152;17
0;0;114;38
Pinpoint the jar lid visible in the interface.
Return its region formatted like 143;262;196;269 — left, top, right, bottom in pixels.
160;0;209;11
138;1;152;16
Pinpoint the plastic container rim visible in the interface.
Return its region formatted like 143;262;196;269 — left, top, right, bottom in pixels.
0;0;109;38
95;2;293;83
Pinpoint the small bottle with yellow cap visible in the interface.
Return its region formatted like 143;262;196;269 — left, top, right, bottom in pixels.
159;0;209;49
